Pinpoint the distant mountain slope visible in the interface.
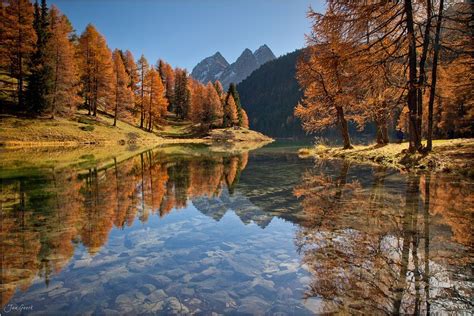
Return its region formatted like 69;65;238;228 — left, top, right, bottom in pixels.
238;50;305;138
191;45;276;89
190;52;229;84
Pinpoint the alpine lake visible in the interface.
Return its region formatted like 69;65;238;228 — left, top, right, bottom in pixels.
1;141;472;315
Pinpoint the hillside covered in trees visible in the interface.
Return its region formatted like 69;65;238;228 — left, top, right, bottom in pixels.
0;0;254;142
238;50;304;138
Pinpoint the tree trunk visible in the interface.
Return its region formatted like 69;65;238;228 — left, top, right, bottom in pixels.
148;80;153;132
18;26;24;109
114;71;118;127
18;65;24;109
376;122;384;145
336;106;352;149
140;66;144;129
416;0;433;142
376;121;389;145
51;48;60;120
382;123;389;144
427;0;444;151
113;100;118;126
93;78;98;117
405;0;422;152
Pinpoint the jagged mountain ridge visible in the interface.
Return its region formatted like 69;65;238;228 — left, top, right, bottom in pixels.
191;45;276;89
190;52;229;84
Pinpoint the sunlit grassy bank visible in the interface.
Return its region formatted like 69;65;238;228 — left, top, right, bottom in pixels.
299;139;474;177
0;111;272;150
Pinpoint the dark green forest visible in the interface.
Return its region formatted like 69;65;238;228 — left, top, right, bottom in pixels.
238;50;304;138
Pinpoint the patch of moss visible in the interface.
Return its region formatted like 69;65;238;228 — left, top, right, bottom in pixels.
79;154;95;160
80;125;94;132
77;117;96;125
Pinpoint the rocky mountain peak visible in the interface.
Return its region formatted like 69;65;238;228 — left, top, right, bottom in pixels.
190;51;229;83
233;49;258;69
191;45;276;89
254;44;276;66
211;51;227;64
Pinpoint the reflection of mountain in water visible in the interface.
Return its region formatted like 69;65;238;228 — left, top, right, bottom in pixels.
193;153;315;228
193;188;273;228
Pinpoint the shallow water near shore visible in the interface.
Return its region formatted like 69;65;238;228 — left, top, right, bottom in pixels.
1;142;472;314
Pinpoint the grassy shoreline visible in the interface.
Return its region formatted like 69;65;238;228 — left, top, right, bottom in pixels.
299;139;474;177
0;112;273;151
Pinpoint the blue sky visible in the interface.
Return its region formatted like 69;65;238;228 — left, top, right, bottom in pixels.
48;0;324;70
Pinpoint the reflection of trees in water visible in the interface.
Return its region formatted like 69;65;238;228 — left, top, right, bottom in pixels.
294;161;473;314
0;151;248;306
1;169;83;306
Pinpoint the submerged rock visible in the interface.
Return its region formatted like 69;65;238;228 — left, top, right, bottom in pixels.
251;278;276;297
146;289;168;303
140;283;156;295
237;295;270;315
151;274;173;288
164;297;190;314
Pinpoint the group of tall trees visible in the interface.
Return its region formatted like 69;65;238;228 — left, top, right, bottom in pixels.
179;74;249;129
0;0;249;131
295;0;473;151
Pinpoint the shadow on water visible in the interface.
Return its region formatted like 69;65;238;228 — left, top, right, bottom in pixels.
0;144;472;314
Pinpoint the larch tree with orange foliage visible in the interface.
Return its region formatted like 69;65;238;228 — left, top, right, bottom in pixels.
295;8;356;149
224;94;239;127
188;78;205;123
0;0;37;108
112;49;132;126
46;6;80;118
145;68;168;132
214;80;224;99
137;54;149;128
205;81;224;127
157;59;175;109
78;24;113;117
241;108;249;128
351;40;405;145
122;50;138;90
121;50;138;109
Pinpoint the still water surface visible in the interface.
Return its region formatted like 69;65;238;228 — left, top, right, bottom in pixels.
1;143;472;314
